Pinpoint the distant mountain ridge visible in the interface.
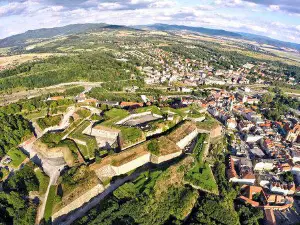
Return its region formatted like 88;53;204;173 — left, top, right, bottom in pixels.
137;24;300;51
0;23;131;48
1;22;300;51
136;23;242;38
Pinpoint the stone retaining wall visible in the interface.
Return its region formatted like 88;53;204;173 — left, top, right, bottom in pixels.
112;153;151;175
177;129;199;149
52;184;105;220
151;151;183;164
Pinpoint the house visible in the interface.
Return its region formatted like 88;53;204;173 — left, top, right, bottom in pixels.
238;120;255;132
249;147;265;158
99;101;119;107
290;146;300;163
227;156;256;185
245;134;263;143
120;102;143;109
254;159;275;171
226;117;237;129
285;124;300;143
47;96;64;101
270;181;295;196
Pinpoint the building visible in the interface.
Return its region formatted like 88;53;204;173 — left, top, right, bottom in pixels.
227;156;256;185
286;124;300;143
226;117;237;129
245;134;263;143
254;160;275;171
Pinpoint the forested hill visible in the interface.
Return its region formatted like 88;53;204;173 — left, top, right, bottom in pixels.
0;23;131;48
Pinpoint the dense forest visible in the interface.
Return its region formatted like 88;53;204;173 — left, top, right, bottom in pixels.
0;51;140;92
260;88;300;121
0;97;74;115
0;163;40;225
0;113;32;158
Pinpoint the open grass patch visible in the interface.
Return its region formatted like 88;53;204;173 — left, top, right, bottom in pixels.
76;143;90;159
44;185;57;222
135;106;163;115
101;108;129;126
184;134;218;194
22;109;48;120
0;167;9;181
119;127;145;148
37;114;62;130
7;148;27;168
69;120;97;159
196;114;221;130
35;168;50;195
76;108;91;119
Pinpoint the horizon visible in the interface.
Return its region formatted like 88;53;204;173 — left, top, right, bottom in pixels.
0;0;300;44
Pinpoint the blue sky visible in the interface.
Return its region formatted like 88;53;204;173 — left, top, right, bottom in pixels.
0;0;300;43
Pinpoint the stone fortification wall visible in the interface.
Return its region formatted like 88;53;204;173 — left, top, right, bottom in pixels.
112;153;151;175
52;184;105;220
151;151;182;164
177;129;199;149
146;127;164;137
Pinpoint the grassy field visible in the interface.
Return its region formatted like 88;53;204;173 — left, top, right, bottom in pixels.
35;168;50;195
184;134;218;194
54;165;99;212
119;127;145;148
44;185;57;222
7;148;27;168
0;53;56;68
69;120;97;159
135;106;163;115
101;108;129;126
196;114;221;130
0;167;9;181
279;87;300;95
76;143;90;159
37;114;62;130
22;109;48;120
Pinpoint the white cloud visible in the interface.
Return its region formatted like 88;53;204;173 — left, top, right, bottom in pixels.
268;5;280;11
0;0;299;44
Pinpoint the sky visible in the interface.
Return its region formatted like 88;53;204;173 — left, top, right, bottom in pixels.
0;0;300;43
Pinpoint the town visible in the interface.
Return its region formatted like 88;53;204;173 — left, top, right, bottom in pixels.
0;27;299;225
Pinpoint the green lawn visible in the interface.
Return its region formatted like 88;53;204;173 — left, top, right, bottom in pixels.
101;108;129;126
44;185;57;222
69;120;97;159
135;106;163;115
77;143;90;160
184;134;218;194
22;109;48;120
35;168;50;195
37;114;62;130
120;127;144;148
7;148;27;168
0;167;9;181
